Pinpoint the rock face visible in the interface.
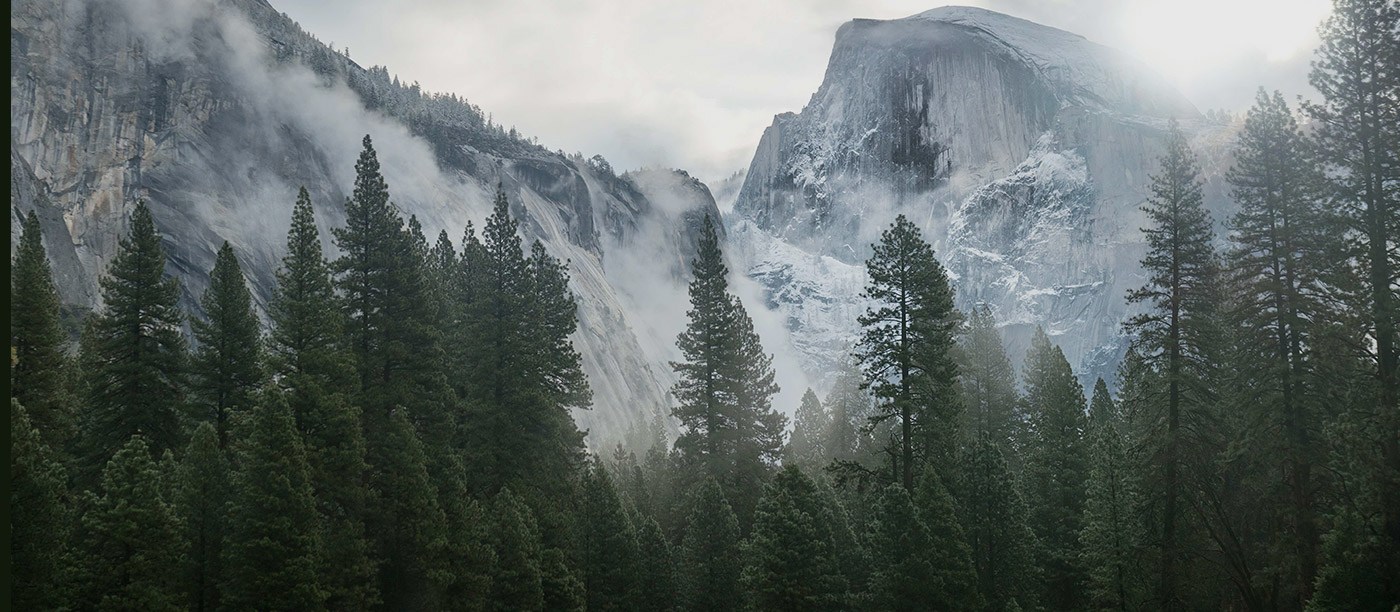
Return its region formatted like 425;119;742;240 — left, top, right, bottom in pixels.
730;6;1228;388
9;0;720;442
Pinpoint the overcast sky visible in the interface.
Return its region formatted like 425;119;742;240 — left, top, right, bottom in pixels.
274;0;1331;184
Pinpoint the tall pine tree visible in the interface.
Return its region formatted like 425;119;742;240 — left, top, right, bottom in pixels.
1021;326;1090;609
856;215;962;490
741;465;847;610
578;460;641;611
958;434;1037;610
1124;120;1221;609
784;388;829;470
79;201;188;473
1080;379;1145;611
677;478;743;611
10;399;74;611
175;423;230;612
190;241;264;446
956;305;1021;459
11;210;74;449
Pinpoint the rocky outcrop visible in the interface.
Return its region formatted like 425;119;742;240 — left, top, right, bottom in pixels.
9;0;720;442
729;6;1228;388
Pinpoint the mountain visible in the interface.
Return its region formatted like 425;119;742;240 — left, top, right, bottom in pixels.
728;6;1234;388
9;0;721;442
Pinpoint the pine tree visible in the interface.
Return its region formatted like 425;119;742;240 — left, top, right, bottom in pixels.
741;465;847;610
958;434;1037;610
635;515;678;611
222;390;324;611
670;214;784;525
1021;326;1090;609
579;460;641;611
490;488;545;611
1224;88;1333;605
784;388;829;470
269;187;379;610
869;481;977;611
459;189;589;499
856;215;962;490
540;548;587;612
11;210;74;449
957;305;1020;456
1305;0;1400;601
191;242;265;447
75;435;187;611
79;201;188;472
175;423;230;612
11;399;74;611
1124;120;1221;609
914;470;982;609
1080;379;1145;611
822;359;873;467
369;408;450;610
677;478;743;612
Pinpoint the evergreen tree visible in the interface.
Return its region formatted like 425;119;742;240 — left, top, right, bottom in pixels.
670;214;784;525
578;460;641;611
856;215;962;490
222;390;324;611
1124;120;1221;609
175;423;229;612
269;187;379;610
1225;88;1333;605
914;470;982;609
490;488;545;611
369;409;450;610
1305;0;1400;601
11;210;74;449
1080;379;1145;611
677;478;743;612
784;388;829;470
635;515;678;611
75;435;187;611
540;548;587;612
958;434;1037;610
1021;326;1090;609
741;465;847;610
459;188;589;499
11;399;74;611
822;359;873;467
437;457;496;612
191;241;264;446
79;201;188;471
869;482;977;611
956;305;1021;456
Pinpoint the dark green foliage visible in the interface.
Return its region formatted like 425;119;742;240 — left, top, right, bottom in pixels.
1305;0;1400;602
368;408;450;610
1124;120;1221;609
678;478;743;611
541;548;587;612
1021;327;1090;609
1080;380;1145;610
191;242;265;446
459;189;590;499
175;423;229;612
269;187;380;610
741;465;847;610
579;460;641;610
80;201;188;471
75;435;188;611
11;211;75;449
784;388;829;470
11;399;74;610
490;488;545;611
670;214;785;525
635;515;678;611
1224;88;1333;606
822;360;875;469
222;390;324;611
868;480;978;611
958;435;1037;610
956;305;1020;455
856;215;962;490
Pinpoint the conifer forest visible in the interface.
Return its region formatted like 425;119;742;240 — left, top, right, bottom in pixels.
8;0;1400;610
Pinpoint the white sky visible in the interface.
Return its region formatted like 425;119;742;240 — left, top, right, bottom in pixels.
273;0;1331;184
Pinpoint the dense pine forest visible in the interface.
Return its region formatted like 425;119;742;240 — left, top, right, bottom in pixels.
9;0;1398;610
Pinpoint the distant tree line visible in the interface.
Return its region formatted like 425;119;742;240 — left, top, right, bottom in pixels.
9;0;1397;610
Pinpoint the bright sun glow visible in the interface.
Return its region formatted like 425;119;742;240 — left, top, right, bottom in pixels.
1122;0;1332;82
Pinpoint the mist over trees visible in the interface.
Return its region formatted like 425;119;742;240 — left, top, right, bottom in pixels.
8;0;1398;609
